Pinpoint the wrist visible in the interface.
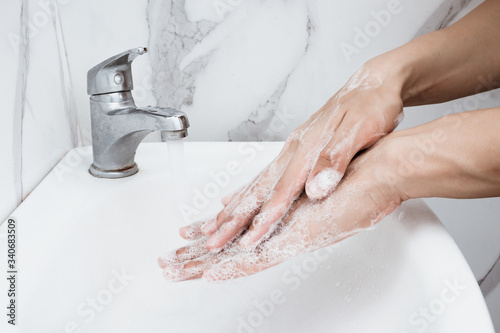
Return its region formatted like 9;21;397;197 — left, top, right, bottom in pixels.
365;132;416;203
363;50;414;105
351;134;409;210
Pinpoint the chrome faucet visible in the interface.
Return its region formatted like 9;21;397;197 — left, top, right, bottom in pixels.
87;47;189;178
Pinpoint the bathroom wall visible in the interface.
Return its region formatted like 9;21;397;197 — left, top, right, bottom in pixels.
0;1;22;233
1;0;78;225
1;0;499;327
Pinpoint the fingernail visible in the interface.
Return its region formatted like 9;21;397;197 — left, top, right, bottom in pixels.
157;250;179;268
306;168;342;200
221;194;233;206
179;226;191;234
180;225;202;240
179;225;193;237
163;263;205;282
201;219;218;235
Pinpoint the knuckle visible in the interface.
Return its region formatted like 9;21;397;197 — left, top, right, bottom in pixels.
363;118;384;135
317;149;334;166
216;211;227;224
285;129;302;145
271;177;288;194
184;261;199;269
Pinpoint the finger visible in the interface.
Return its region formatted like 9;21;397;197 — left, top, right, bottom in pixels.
234;110;345;248
201;170;266;236
201;178;263;236
191;195;307;281
205;202;259;251
203;219;303;281
207;107;342;247
237;142;322;248
205;161;301;251
239;160;310;248
203;192;333;282
203;138;300;238
205;171;281;249
203;147;296;245
220;187;242;206
179;220;211;240
158;238;209;269
162;257;209;282
203;258;255;281
163;248;237;282
203;254;285;281
204;192;349;282
202;111;328;245
306;114;382;200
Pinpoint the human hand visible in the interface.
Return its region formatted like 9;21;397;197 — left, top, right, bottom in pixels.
161;136;404;281
197;61;406;251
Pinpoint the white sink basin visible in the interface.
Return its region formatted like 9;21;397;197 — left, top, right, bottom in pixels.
0;142;494;333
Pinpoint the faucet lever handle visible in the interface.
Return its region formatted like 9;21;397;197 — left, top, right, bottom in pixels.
87;47;147;96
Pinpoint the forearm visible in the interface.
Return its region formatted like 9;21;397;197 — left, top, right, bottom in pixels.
368;0;500;106
385;108;500;200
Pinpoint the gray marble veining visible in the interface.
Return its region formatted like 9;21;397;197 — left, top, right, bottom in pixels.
12;0;30;204
148;0;215;135
51;1;81;148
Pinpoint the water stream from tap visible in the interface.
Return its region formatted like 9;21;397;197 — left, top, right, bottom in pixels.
167;139;190;220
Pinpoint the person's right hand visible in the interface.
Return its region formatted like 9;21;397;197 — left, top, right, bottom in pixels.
192;59;407;251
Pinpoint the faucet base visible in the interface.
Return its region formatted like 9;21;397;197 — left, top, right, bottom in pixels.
89;163;139;179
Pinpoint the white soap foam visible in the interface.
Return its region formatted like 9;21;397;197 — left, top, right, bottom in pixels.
306;168;343;200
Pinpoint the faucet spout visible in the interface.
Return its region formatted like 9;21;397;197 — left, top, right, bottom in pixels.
134;106;189;139
89;91;189;178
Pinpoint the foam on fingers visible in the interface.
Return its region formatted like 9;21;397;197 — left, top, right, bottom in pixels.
158;238;209;269
201;219;219;236
306;168;343;200
203;260;248;282
179;220;208;240
163;262;205;282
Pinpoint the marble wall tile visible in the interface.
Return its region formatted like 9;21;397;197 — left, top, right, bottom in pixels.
21;0;76;197
0;0;22;222
148;0;454;141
